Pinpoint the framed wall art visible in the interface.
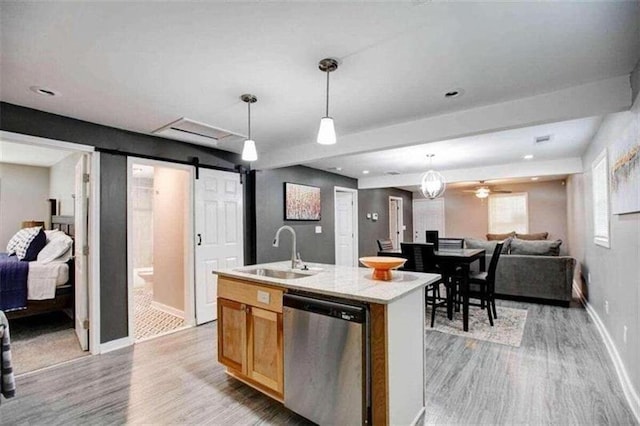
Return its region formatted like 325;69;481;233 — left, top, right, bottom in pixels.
284;182;321;221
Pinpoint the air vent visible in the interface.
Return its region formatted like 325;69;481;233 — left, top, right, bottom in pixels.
385;171;401;175
535;135;552;144
152;118;244;148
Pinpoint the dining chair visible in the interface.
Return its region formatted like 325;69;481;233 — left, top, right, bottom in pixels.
438;238;464;250
466;242;504;326
401;243;448;328
377;239;394;251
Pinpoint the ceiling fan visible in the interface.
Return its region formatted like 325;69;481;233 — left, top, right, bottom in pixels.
462;181;512;199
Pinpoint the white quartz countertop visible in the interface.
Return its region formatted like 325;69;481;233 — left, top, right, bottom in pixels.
214;261;440;304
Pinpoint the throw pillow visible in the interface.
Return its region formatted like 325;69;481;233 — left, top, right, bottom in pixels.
515;232;549;240
465;237;511;254
510;239;562;256
37;234;74;264
15;227;47;261
486;232;515;241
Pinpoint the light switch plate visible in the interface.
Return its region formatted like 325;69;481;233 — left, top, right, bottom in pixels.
257;290;270;304
315;226;322;234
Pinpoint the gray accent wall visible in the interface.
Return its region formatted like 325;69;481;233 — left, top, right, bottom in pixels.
255;166;357;265
1;102;246;344
568;91;640;401
358;188;413;257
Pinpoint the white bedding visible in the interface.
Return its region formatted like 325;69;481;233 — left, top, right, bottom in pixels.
27;261;69;300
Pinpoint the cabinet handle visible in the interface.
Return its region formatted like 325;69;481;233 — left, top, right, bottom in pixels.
197;234;202;246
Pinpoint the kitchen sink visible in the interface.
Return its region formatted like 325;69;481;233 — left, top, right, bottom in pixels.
241;268;313;280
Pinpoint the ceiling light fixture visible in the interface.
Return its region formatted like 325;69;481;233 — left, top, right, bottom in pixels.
524;154;534;160
317;58;338;145
531;177;539;181
420;154;446;199
240;94;258;162
475;187;490;199
30;86;59;97
362;170;370;174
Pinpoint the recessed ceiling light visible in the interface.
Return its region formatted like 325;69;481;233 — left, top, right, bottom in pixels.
531;177;539;181
362;170;370;175
524;154;534;160
385;171;401;175
336;167;342;171
444;88;464;99
30;86;59;97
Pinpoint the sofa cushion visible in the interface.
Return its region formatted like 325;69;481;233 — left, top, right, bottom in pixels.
486;232;515;241
465;237;511;254
515;232;549;240
510;238;562;256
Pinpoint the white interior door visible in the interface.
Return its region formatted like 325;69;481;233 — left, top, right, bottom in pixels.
413;198;445;243
74;154;89;351
195;169;244;324
335;191;355;266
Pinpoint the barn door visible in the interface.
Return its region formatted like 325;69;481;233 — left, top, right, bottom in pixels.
195;169;244;324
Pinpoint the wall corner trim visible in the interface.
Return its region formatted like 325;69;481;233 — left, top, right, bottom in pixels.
99;337;134;354
573;282;640;423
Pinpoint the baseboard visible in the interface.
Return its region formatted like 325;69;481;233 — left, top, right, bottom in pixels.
573;282;640;423
100;336;133;354
410;406;426;426
150;300;185;319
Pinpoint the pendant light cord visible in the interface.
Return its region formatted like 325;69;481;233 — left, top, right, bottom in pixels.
325;70;330;117
247;101;251;140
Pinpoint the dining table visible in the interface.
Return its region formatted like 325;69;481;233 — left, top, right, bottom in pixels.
378;246;486;331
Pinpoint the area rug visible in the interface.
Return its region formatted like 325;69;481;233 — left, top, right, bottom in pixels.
134;287;185;341
427;304;528;347
9;312;88;374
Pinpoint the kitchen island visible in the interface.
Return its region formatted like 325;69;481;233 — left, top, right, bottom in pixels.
214;261;440;426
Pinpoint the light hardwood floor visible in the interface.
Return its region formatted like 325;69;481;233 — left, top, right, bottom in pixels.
2;299;636;425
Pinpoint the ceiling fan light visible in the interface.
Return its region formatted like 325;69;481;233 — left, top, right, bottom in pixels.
420;170;446;199
475;187;490;198
241;139;258;162
317;117;336;145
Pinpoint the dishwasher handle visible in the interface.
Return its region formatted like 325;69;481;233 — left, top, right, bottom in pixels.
283;293;366;323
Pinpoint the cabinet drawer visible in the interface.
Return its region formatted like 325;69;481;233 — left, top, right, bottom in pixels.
218;277;283;313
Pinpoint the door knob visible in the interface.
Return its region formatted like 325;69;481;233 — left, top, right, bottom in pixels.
197;234;202;246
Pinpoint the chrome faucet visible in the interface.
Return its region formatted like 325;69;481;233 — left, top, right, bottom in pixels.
273;225;297;269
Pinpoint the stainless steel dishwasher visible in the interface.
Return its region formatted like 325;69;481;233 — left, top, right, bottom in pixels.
283;293;370;425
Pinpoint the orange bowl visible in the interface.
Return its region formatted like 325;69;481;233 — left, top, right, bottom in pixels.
359;256;407;281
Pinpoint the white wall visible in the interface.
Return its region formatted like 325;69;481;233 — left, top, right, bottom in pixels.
569;91;640;404
0;162;50;248
49;153;81;216
152;167;188;313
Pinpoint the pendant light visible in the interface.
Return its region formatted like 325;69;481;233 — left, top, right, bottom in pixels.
240;94;258;162
317;58;338;145
420;154;446;199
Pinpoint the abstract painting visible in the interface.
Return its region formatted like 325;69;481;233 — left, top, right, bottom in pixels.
284;182;321;221
610;111;640;215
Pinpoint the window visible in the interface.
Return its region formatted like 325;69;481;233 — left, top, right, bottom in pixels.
488;193;528;234
592;149;610;248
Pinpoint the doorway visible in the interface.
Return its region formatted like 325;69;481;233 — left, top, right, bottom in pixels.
413;198;445;243
334;187;358;266
127;158;195;342
389;196;403;249
0;130;99;374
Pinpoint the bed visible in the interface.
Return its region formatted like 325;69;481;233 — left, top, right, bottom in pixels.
1;217;75;320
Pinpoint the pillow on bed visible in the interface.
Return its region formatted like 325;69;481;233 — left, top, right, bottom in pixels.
15;227;47;261
37;233;73;264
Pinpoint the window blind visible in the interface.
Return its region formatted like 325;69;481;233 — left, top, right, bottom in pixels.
488;193;528;234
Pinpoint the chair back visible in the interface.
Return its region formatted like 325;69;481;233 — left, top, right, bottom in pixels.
401;243;436;273
425;230;439;250
377;239;394;251
486;242;504;291
439;238;464;250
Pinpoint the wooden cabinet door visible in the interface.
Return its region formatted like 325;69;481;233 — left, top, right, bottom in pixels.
217;298;246;373
246;306;283;394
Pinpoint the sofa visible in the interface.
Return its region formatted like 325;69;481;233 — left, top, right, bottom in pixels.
465;237;575;307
